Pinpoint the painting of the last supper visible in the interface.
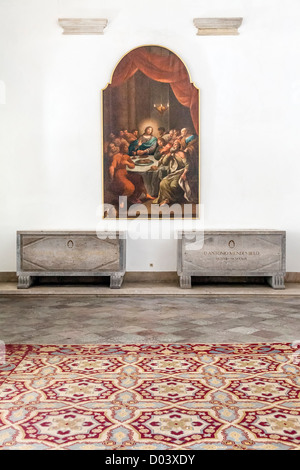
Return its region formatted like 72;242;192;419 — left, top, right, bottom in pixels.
102;45;200;218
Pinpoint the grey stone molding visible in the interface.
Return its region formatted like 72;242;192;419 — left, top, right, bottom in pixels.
17;275;33;289
58;18;108;35
1;271;300;285
193;18;243;35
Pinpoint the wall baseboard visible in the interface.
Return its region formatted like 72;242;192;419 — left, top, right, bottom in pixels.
1;272;300;283
125;272;178;283
285;272;300;283
0;272;18;282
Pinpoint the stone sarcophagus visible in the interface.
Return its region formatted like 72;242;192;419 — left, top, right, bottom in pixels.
177;230;286;289
17;231;126;289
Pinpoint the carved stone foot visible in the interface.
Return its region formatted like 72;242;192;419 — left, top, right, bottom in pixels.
17;275;33;289
180;275;192;289
110;274;124;289
267;274;285;289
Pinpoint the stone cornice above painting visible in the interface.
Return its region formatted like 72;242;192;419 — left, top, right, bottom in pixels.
193;18;243;36
58;18;108;35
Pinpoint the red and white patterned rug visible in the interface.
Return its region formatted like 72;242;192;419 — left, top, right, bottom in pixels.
0;343;300;450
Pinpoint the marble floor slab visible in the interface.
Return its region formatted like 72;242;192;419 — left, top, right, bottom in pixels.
0;293;299;344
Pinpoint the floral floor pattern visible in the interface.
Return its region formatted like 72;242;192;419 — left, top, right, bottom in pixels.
0;343;300;450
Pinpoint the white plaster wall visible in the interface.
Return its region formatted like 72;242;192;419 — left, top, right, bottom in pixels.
0;0;300;272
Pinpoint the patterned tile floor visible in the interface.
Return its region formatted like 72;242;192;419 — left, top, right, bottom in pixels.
0;294;299;344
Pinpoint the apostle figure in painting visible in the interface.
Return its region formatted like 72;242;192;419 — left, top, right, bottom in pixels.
131;129;139;139
123;129;138;144
153;137;172;161
152;147;192;206
104;141;119;179
128;126;158;156
114;130;128;149
107;142;119;160
158;127;166;138
109;142;155;205
161;128;174;143
104;132;117;154
179;128;198;161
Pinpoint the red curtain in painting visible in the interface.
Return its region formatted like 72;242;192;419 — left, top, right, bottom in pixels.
110;47;199;134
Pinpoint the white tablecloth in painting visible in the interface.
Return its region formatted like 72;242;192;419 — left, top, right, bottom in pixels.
127;156;168;197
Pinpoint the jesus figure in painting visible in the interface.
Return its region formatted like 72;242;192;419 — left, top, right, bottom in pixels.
128;126;158;157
